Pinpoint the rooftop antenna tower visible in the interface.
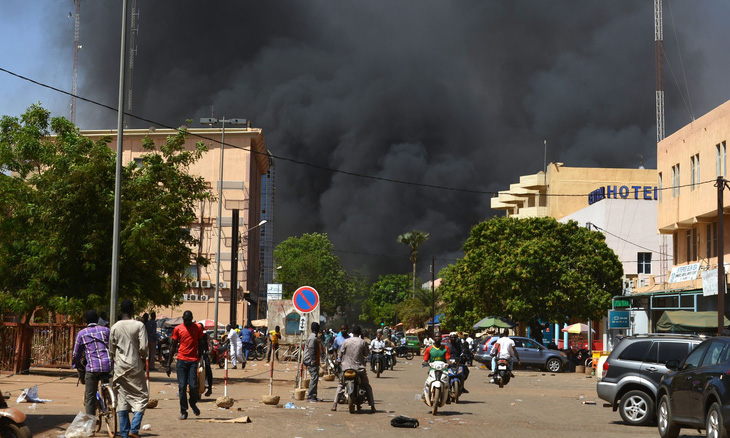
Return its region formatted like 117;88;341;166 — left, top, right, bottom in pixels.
71;0;81;125
125;0;139;128
655;0;669;285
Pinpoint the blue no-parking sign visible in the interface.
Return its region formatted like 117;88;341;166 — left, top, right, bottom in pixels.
292;286;319;314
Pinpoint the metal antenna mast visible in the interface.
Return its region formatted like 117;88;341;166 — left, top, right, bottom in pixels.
655;0;669;285
125;0;139;128
71;0;81;125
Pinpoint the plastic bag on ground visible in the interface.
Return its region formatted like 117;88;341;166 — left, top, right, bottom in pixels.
16;385;52;403
65;411;97;437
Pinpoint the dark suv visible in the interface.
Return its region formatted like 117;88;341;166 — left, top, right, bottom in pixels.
657;337;730;438
596;334;703;426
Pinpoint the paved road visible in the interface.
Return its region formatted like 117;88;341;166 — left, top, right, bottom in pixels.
13;358;703;437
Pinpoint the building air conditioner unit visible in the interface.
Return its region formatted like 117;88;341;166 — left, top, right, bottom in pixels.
189;294;199;301
190;281;200;288
183;294;190;301
219;282;228;290
200;295;209;301
201;280;212;288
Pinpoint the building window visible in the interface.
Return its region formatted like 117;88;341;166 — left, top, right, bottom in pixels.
692;228;697;261
658;172;663;202
686;230;691;262
707;223;718;258
672;164;680;197
673;232;678;263
690;154;699;190
638;253;652;274
717;141;727;177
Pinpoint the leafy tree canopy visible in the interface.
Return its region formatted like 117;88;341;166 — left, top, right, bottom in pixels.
440;216;622;332
274;232;351;315
0;104;212;319
360;273;410;326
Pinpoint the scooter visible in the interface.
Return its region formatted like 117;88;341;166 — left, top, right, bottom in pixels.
494;358;511;388
395;345;415;360
448;359;466;403
342;369;367;414
157;332;171;366
384;347;396;370
371;348;385;378
210;338;228;369
422;360;450;415
0;388;31;438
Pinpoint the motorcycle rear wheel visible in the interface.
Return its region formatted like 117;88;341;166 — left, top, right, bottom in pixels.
405;351;414;360
499;375;504;389
348;394;355;414
452;381;460;403
376;362;381;378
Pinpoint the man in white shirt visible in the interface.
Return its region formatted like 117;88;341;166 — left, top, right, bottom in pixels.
489;331;521;383
226;324;243;369
369;330;386;372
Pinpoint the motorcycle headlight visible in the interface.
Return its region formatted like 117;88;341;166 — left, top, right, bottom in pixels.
344;370;357;379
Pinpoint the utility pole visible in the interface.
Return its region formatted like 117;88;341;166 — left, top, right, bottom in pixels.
431;256;435;338
717;176;727;336
71;0;81;125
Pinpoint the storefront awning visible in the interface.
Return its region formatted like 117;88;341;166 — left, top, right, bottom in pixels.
656;310;730;333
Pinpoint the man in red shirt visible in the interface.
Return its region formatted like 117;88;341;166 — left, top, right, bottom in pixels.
165;310;203;420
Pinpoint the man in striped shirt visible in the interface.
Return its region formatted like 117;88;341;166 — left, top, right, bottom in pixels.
72;309;112;416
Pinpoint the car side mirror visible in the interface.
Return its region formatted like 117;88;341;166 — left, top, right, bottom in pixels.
665;359;679;370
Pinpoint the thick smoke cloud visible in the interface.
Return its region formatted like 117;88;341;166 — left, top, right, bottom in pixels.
61;1;729;280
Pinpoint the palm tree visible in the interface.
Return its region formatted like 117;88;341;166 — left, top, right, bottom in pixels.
396;230;430;296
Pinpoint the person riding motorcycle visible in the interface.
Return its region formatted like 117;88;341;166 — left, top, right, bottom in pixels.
423;335;450;364
489;330;521;383
369;330;386;372
448;333;470;393
332;325;376;412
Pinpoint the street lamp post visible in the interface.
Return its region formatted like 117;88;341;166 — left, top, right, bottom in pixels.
200;117;248;339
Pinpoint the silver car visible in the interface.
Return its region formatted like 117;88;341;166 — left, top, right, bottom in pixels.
474;336;567;372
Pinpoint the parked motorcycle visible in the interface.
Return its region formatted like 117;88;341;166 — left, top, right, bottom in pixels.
448;359;466;403
371;348;385;378
325;347;337;376
493;358;511;388
384;347;396;370
0;387;31;438
395;345;414;360
157;332;171;366
422;360;450;415
210;338;228;369
342;368;367;414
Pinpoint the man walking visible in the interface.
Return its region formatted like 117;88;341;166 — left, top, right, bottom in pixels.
332;325;375;412
166;310;204;420
240;323;254;361
303;322;322;402
267;325;281;362
226;324;243;369
198;322;213;397
72;309;112;416
110;300;149;438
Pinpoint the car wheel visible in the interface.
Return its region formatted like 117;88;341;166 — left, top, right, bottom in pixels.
619;390;654;426
657;394;680;438
545;357;562;373
707;402;729;438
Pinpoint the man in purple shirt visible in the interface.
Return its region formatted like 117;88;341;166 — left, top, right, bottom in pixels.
72;309;112;415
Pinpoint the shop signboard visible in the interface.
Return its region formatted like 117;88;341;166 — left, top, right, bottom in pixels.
669;263;701;283
609;310;630;329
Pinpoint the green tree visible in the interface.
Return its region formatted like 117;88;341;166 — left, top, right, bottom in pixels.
0;104;212;323
274;232;351;315
396;230;429;295
360;273;410;326
439;216;622;332
394;285;443;329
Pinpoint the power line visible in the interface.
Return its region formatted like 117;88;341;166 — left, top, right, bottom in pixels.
0;65;706;198
590;223;671;256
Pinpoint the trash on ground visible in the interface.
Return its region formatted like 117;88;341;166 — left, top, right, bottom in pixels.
285;402;296;409
142;424;152;431
65;411;96;437
16;386;52;403
198;416;251;423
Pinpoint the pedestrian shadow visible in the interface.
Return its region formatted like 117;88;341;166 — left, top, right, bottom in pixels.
451;399;485;405
25;413;76;436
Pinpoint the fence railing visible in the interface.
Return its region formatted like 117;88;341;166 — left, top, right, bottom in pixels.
0;323;84;372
